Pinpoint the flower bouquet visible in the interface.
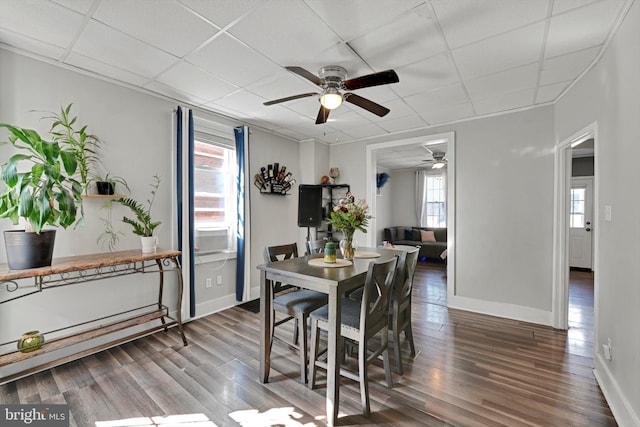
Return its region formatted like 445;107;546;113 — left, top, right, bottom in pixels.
328;192;371;259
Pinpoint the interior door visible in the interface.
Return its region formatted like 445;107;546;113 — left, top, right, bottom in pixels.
569;177;593;269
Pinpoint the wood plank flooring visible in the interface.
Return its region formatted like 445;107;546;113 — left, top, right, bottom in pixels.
0;262;615;426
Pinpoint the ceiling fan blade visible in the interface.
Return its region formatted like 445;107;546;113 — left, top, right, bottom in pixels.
315;105;330;124
285;66;324;86
343;69;399;90
263;92;317;106
344;93;390;117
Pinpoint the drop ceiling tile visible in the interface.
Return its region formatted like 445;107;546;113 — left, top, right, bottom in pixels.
536;81;571;103
422;102;475;125
0;28;66;60
545;0;625;58
65;52;150;86
473;88;535;115
51;0;94;14
315;130;352;145
404;84;469;112
432;0;549;49
540;45;600;85
304;0;424;41
205;89;268;119
349;4;447;70
452;22;545;80
186;34;280;87
376;115;429;133
465;63;539;102
155;61;238;101
73;20;178;78
179;0;266;29
375;98;420;122
552;0;601;15
143;80;208;105
93;0;219;57
0;1;84;49
342;122;387;139
395;52;460;97
228;0;340;65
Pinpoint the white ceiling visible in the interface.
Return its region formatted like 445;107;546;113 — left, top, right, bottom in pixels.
0;0;629;168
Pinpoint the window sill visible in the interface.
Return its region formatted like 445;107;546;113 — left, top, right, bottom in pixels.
194;250;237;264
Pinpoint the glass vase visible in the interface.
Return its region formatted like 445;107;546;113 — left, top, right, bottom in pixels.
340;230;355;260
17;330;44;353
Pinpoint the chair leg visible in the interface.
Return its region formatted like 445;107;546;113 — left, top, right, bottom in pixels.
392;311;403;375
293;318;300;345
297;313;308;384
308;318;319;389
404;307;416;357
358;338;370;417
382;327;393;388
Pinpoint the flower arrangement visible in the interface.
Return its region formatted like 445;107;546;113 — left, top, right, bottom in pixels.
328;192;371;259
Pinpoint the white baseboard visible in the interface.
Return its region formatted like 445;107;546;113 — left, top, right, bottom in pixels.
448;295;553;326
594;353;639;426
193;293;243;319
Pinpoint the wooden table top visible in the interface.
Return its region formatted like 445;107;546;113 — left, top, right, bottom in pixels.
0;249;181;281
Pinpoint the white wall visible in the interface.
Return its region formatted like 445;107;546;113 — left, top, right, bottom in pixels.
374;166;393;244
331;106;555;320
554;1;640;424
388;169;417;227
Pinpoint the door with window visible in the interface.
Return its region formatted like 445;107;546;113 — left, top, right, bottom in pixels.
569;177;593;269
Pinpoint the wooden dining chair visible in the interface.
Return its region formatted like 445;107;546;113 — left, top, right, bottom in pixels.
389;246;420;375
308;256;398;417
264;243;328;384
306;239;325;254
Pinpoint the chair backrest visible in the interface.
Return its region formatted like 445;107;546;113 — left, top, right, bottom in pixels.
264;243;299;293
360;256;398;337
393;247;419;312
307;239;325;254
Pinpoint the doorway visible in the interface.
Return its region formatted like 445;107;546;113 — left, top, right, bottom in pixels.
552;123;598;331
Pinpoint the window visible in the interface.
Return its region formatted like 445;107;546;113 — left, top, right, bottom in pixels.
570;188;585;228
193;138;237;253
425;174;446;227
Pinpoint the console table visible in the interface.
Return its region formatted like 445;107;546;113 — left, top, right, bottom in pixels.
0;249;187;384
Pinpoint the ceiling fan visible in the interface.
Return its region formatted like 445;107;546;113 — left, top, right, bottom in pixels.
263;65;399;124
423;148;447;169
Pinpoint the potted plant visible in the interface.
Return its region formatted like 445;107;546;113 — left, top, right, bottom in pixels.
0;123;84;269
117;174;161;253
46;104;101;194
92;172;130;196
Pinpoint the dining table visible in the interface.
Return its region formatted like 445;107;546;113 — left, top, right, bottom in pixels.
257;245;406;426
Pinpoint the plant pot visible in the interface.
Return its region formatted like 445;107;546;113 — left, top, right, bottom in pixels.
140;236;158;253
96;181;115;195
4;229;56;270
17;330;45;353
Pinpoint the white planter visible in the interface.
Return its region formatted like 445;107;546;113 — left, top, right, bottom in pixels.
140;236;158;253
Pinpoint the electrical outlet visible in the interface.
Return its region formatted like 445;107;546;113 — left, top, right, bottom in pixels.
603;338;613;360
205;278;212;288
216;275;223;286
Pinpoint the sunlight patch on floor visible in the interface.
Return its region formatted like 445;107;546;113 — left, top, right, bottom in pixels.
95;413;216;427
229;407;320;426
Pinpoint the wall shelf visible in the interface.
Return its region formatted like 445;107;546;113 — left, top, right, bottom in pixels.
82;194;126;199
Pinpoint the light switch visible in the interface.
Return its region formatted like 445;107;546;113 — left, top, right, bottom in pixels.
605;205;612;222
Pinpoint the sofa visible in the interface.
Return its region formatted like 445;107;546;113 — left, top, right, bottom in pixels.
383;226;447;261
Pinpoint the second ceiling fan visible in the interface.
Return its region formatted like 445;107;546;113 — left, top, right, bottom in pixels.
263;65;399;124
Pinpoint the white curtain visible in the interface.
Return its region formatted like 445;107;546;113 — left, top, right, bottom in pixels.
415;170;427;226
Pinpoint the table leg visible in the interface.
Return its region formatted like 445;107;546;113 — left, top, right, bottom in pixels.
259;270;272;383
326;286;341;426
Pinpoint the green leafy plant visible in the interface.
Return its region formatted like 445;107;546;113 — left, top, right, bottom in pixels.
92;172;130;194
97;200;123;251
0;123;83;233
117;174;161;237
328;192;371;235
46;104;101;194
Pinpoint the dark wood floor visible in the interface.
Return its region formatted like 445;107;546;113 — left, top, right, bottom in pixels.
0;262;615;426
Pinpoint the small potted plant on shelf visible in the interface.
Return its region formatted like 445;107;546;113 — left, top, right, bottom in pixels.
116;174;161;253
92;172;130;196
0;122;84;269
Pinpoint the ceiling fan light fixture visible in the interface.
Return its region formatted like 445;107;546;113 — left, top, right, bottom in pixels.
432;161;445;169
320;87;343;109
